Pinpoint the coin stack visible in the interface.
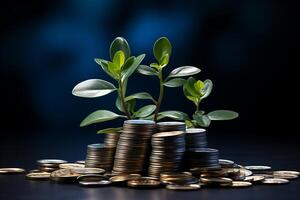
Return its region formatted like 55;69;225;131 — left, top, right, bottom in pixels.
85;144;116;171
157;121;186;132
113;120;157;174
148;131;186;178
104;132;120;147
186;148;220;170
185;128;207;149
37;159;67;172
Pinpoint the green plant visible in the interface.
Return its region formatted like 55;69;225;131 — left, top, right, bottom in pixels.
72;37;157;133
137;37;201;121
183;77;239;128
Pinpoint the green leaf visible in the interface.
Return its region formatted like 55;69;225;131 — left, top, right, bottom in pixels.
115;97;123;112
164;78;186;87
158;110;190;121
115;97;136;114
113;50;125;67
107;61;121;79
97;127;122;134
207;110;239;120
72;79;117;98
125;92;155;103
193;113;211;127
183;77;200;105
201;79;213;99
110;37;131;60
153;37;172;64
80;110;124;127
121;54;146;81
168;66;201;78
150;63;161;70
133;105;156;118
137;65;158;76
159;54;169;67
94;58;117;79
185;120;195;128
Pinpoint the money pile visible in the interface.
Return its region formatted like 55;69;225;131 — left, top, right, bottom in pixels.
113;120;157;174
104;132;120;147
85;144;116;171
148;131;186;178
157;121;186;132
185;128;207;149
186;148;220;170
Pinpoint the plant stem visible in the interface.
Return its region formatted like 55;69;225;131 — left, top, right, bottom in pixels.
154;71;164;122
119;80;131;119
195;103;199;113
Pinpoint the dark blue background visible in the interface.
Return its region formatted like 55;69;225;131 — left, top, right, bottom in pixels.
0;0;291;138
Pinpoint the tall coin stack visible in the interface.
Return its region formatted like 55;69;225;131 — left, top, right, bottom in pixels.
113;120;156;174
185;128;207;149
157;121;186;132
186;148;220;170
148;131;186;178
85;144;116;171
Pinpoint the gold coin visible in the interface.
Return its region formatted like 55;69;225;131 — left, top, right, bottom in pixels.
245;166;271;171
262;178;289;184
273;171;300;176
0;168;25;174
200;177;232;186
26;172;51;180
79;180;111;186
166;184;201;190
110;174;141;183
238;169;253;177
70;167;105;174
152;131;184;138
230;181;252;187
127;177;161;188
59;163;85;169
50;169;80;182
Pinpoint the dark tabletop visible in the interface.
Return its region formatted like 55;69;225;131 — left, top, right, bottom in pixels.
1;131;299;200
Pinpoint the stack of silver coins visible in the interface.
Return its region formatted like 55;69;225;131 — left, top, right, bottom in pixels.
185;128;207;149
148;131;186;178
104;132;120;147
85;144;116;171
113;120;157;174
157;121;186;132
186;148;220;170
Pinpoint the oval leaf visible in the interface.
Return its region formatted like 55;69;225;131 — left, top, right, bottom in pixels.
72;79;116;98
121;54;146;81
201;79;213;99
168;66;201;78
158;110;190;121
164;78;186;87
94;58;117;79
133;105;156;118
113;50;125;67
110;37;131;60
125;92;155;103
97;127;122;134
153;37;172;64
193;113;211;127
80;110;123;127
207;110;239;120
137;65;158;76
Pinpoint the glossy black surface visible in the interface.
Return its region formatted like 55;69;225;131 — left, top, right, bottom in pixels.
1;132;299;200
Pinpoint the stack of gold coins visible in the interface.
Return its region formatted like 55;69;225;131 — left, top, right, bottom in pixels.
85;144;116;171
104;132;120;147
113;120;157;174
148;131;186;178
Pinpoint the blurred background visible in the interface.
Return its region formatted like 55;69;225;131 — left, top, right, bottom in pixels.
0;0;292;143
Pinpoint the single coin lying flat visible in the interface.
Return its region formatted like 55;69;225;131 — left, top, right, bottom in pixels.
0;168;25;174
26;172;51;180
166;184;201;190
262;178;289;185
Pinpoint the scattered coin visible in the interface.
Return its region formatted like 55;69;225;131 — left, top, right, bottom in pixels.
273;171;300;176
0;168;25;174
244;166;272;174
59;163;85;169
77;174;111;186
262;178;289;185
37;159;67;167
166;184;201;190
71;167;105;174
230;181;252;187
127;177;161;188
79;180;111;186
75;160;86;165
26;172;51;180
50;169;80;183
219;159;235;168
110;174;142;183
244;175;265;183
200;177;233;186
273;174;298;180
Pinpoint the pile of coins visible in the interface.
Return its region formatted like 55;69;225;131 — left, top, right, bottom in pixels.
185;128;207;149
85;144;116;171
157;121;186;132
113;120;157;174
37;159;67;172
186;148;220;170
148;131;186;178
